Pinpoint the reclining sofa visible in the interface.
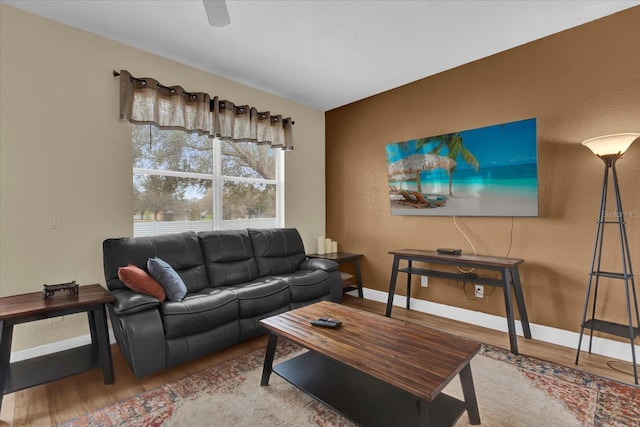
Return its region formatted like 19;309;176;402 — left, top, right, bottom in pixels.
103;228;342;377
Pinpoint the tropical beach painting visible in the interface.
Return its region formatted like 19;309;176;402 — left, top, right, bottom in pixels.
386;118;538;217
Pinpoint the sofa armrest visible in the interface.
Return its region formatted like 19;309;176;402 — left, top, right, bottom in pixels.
108;289;161;315
300;258;339;272
107;298;166;378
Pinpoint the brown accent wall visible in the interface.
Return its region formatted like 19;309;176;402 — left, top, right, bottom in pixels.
325;7;640;334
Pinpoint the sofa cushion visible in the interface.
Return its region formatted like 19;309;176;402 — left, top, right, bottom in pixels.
117;264;166;302
227;279;291;342
248;228;306;276
198;230;259;287
227;279;290;319
103;231;209;294
148;257;188;302
160;288;239;339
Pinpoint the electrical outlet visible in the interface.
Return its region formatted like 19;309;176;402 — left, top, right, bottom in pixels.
474;285;484;298
420;276;428;287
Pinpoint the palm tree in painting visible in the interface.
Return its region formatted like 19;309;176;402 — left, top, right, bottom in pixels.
415;132;479;196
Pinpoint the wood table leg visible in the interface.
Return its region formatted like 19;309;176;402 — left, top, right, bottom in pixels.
260;333;278;386
510;268;532;339
353;258;364;298
92;307;114;384
406;260;412;310
459;363;481;425
502;268;519;354
385;256;400;317
0;321;12;413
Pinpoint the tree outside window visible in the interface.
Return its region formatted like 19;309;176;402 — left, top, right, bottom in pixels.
132;125;282;236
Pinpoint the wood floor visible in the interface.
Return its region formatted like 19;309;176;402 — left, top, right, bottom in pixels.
1;295;636;426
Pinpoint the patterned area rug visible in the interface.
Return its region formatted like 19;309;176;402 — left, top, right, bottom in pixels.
58;341;639;427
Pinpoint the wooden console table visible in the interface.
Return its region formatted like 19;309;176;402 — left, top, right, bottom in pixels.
0;284;114;411
386;249;532;354
306;252;364;298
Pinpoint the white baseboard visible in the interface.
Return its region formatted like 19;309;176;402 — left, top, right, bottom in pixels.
11;291;638;364
347;288;640;363
9;330;117;363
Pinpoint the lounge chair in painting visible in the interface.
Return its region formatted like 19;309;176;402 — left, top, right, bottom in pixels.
398;190;435;208
389;185;401;195
398;190;419;206
411;191;447;207
399;190;415;200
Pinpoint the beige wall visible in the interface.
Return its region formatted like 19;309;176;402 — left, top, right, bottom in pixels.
326;8;640;335
0;4;325;351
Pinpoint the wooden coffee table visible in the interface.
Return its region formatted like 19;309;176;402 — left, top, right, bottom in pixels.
260;301;481;427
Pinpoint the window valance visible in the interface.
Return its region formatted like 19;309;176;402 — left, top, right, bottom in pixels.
116;69;293;150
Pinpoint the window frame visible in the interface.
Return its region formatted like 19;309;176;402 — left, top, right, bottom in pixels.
132;129;284;236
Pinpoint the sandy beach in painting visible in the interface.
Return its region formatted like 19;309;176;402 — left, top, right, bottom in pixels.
389;185;538;217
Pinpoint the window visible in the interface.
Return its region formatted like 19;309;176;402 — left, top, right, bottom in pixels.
132;125;283;236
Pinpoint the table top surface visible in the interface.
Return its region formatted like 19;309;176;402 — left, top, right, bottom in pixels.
390;248;524;267
260;301;480;401
306;252;362;261
0;284;113;321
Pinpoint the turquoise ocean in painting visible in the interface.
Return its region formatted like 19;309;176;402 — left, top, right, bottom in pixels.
412;163;538;193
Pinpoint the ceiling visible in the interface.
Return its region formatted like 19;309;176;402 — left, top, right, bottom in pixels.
3;1;639;111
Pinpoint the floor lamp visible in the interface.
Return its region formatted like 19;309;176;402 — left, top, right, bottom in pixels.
575;133;640;385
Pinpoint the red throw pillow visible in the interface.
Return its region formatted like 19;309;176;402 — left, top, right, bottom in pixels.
118;264;166;302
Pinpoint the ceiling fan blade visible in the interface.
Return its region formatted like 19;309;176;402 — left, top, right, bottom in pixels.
203;0;231;27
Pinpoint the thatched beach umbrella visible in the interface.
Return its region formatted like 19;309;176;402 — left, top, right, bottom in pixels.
388;153;456;194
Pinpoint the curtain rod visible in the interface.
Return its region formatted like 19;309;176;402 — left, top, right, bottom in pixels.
113;70;294;125
113;70;174;92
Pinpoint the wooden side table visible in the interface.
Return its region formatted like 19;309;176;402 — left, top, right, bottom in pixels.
307;252;364;298
0;284;114;411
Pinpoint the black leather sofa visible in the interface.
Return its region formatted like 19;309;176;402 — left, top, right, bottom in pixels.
102;228;342;377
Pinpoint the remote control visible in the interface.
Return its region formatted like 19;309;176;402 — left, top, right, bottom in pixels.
319;317;342;326
310;319;341;328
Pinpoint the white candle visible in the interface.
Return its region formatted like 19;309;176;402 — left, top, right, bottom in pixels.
324;238;332;254
331;241;338;253
317;236;325;254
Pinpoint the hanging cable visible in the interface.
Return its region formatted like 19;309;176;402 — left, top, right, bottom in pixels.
505;216;514;258
453;216;476;273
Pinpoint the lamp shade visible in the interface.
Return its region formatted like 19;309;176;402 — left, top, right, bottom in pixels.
582;133;639;156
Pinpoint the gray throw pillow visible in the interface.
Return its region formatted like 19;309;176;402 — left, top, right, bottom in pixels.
147;257;187;301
